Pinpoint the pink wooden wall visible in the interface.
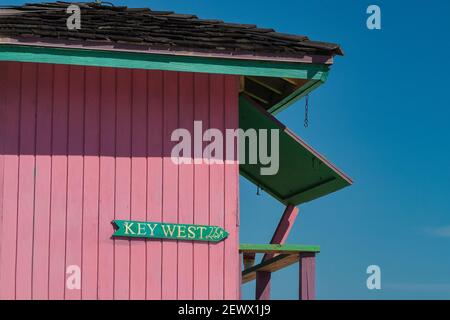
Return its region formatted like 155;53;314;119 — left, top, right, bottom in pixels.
0;61;240;300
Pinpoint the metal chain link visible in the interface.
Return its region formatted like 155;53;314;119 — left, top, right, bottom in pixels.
304;94;309;128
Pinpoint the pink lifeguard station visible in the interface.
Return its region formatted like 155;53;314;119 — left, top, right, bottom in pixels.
0;2;351;300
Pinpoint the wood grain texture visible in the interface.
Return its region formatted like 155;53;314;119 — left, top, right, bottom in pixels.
177;72;194;299
15;62;37;299
129;69;148;300
208;74;225;299
255;271;271;300
32;63;53;299
193;73;210;300
0;62;21;299
0;62;240;300
161;71;179;299
65;65;85;300
299;252;316;300
48;64;69;300
146;70;163;300
97;67;116;300
82;66;101;299
114;68;132;300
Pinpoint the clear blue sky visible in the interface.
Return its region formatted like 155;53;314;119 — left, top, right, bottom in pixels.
4;0;450;299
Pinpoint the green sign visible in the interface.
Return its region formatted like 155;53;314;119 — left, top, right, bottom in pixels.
112;220;228;242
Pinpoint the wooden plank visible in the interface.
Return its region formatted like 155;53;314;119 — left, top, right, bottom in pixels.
48;64;69;300
255;204;297;300
255;272;271;300
114;68;132;300
208;74;225;299
0;44;329;80
146;70;163;300
240;244;320;254
242;254;300;284
129;69;147;300
223;75;240;300
262;205;299;262
177;72;194;299
268;80;323;114
0;63;4;298
246;76;284;95
15;62;37;299
32;63;53;299
283;78;298;86
193;73;209;300
161;71;178;299
97;67;116;300
299;252;316;300
243;252;256;269
65;65;85;300
0;62;21;299
81;66;101;299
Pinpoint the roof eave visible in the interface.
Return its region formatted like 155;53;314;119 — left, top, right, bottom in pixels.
0;36;335;65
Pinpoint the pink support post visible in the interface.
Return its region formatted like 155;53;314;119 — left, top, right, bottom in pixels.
255;271;271;300
255;204;299;300
263;204;299;262
299;252;316;300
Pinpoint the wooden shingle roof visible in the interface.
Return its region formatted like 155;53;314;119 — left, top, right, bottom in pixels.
0;2;343;60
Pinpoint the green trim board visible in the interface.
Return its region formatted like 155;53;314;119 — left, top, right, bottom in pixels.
0;44;329;80
267;79;323;115
239;243;320;253
239;96;352;206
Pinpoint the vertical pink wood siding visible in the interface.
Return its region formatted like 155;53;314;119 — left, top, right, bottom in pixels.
0;61;240;300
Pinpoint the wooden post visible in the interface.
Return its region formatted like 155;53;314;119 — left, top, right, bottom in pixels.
255;271;271;300
299;252;316;300
239;253;243;300
255;204;299;300
262;204;299;262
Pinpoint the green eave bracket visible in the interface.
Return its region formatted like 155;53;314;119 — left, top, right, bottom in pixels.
0;44;329;80
239;96;352;206
267;79;324;115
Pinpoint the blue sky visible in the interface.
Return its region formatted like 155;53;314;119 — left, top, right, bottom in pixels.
3;0;450;299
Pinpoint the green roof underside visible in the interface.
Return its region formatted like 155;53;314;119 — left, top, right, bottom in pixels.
239;96;352;206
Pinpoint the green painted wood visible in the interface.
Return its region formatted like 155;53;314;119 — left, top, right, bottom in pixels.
239;243;320;253
0;44;328;80
268;79;323;114
112;220;228;242
239;96;352;206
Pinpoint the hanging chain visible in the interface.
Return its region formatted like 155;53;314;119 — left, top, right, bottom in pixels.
256;184;261;196
304;94;309;128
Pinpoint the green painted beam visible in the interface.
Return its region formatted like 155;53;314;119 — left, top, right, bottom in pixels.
239;243;320;253
268;79;323;114
0;44;329;80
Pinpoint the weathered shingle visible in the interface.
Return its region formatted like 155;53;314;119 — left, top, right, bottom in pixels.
0;2;343;58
